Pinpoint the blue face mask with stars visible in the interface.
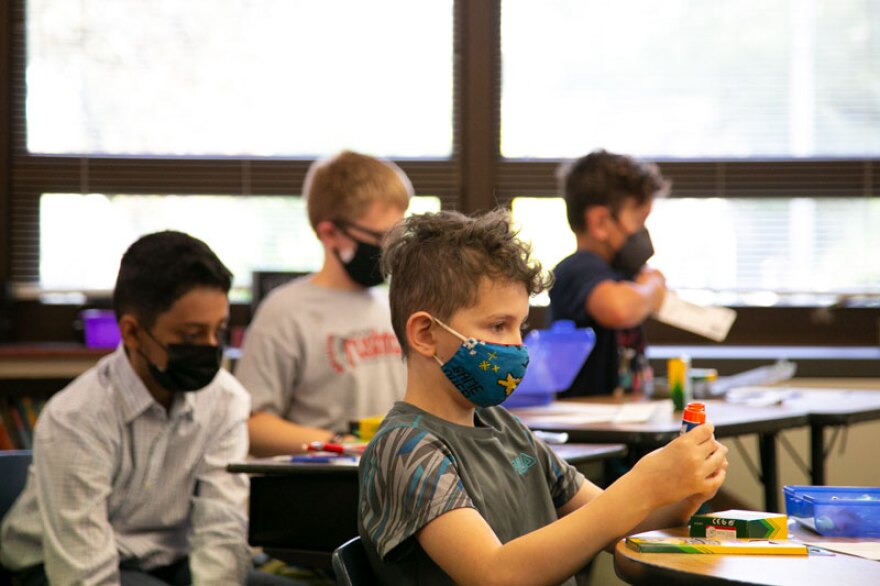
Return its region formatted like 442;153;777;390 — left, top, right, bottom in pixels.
432;317;530;408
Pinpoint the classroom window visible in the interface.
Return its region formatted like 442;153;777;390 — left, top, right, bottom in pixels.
501;0;880;158
511;196;880;306
26;0;454;157
39;194;441;300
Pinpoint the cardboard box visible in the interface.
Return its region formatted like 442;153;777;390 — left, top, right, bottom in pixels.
689;509;788;540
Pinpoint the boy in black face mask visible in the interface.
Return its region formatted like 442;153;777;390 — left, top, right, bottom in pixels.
0;231;270;584
237;150;412;457
549;149;670;397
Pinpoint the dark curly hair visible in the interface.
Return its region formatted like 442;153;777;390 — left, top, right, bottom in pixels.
382;208;552;356
560;149;671;233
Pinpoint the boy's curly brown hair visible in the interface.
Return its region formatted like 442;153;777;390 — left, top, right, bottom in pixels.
382;208;552;356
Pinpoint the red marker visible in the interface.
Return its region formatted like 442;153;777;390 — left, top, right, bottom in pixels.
681;402;706;435
308;441;346;454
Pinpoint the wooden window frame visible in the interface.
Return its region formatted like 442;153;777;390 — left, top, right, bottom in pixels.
1;0;878;347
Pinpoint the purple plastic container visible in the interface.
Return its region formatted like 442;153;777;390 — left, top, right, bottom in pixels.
81;309;121;348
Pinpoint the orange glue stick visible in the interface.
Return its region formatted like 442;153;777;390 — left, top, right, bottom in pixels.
681;402;706;435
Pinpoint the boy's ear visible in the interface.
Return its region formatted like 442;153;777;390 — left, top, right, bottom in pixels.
315;220;341;245
584;206;613;240
117;314;142;351
406;311;438;358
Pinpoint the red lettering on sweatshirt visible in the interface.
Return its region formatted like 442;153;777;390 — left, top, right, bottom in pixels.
327;330;401;373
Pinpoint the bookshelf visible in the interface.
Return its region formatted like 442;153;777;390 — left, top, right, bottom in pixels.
0;344;112;450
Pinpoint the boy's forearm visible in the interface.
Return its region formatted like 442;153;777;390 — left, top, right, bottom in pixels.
247;412;335;456
629;495;702;537
589;281;662;328
485;474;656;585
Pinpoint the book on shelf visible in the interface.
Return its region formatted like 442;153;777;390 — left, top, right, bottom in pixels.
6;403;32;450
0;396;45;451
0;414;15;450
19;395;40;429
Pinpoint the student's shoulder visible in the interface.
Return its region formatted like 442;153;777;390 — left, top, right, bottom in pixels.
37;365;117;435
205;370;250;412
365;404;453;462
554;250;611;277
479;405;530;430
255;275;316;312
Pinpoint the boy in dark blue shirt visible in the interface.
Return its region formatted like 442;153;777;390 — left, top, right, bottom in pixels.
550;149;670;396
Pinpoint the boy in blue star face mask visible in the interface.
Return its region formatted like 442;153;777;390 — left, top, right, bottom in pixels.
358;209;729;585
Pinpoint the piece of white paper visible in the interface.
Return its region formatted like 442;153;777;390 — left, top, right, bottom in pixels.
801;540;880;561
515;402;672;425
613;403;659;423
654;291;737;342
512;403;620;424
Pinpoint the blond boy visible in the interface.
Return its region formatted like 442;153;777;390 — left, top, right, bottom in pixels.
236;151;412;456
358;209;727;585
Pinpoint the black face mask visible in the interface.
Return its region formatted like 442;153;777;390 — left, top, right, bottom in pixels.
141;330;223;393
334;224;385;288
611;228;654;277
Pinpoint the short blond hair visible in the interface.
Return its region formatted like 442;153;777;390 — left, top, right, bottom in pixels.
304;150;413;232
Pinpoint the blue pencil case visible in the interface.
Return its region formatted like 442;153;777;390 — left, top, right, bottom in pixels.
783;485;880;537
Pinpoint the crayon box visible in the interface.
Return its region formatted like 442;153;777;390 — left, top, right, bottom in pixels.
689;509;788;540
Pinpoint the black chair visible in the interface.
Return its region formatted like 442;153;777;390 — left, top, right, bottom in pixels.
250;271;306;315
331;536;374;586
0;450;33;586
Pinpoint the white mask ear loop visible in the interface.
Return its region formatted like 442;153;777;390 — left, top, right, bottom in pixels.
431;316;467;366
432;317;468;343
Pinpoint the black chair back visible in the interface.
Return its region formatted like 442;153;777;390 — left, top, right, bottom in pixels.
0;450;32;518
0;450;33;586
331;536;373;586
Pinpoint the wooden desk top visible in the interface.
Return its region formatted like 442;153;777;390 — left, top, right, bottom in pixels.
615;525;880;586
227;442;628;475
512;398;808;446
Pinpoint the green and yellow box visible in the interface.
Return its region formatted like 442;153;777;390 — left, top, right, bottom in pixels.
689;509;788;540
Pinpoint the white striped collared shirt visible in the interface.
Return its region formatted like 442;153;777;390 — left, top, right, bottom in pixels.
0;346;251;585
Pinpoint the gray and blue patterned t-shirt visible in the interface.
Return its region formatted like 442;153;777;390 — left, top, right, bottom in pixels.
358;401;584;585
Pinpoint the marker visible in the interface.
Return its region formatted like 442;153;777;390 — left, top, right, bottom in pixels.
291;454;357;463
308;441;347;454
668;355;693;411
680;402;706;435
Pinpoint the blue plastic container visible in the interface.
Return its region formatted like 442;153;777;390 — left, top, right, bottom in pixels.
783;485;880;537
506;320;595;408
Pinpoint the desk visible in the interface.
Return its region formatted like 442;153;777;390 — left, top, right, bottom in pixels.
228;443;627;568
614;524;880;586
647;346;880;377
769;379;880;486
513;398;809;512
